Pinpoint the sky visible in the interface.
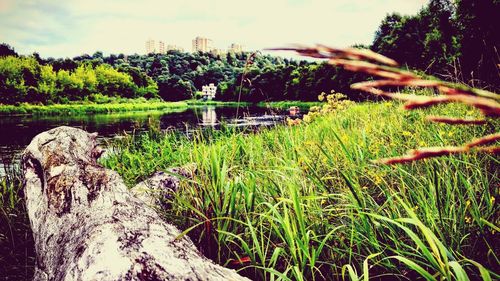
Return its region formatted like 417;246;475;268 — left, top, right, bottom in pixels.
0;0;428;58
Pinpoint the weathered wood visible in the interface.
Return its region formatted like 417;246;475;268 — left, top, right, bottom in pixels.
131;167;194;208
22;126;249;281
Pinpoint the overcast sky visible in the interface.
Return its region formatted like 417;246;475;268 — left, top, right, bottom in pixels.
0;0;428;58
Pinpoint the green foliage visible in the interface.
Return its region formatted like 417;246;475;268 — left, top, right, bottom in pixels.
0;56;40;104
0;165;35;280
66;50;367;103
0;99;187;116
2;0;498;106
302;91;353;123
95;64;134;98
372;0;499;90
0;56;158;105
102;100;499;280
454;0;499;90
257;100;321;110
0;43;18;57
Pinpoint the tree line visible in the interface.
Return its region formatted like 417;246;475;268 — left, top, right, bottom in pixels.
0;52;158;105
0;0;497;105
372;0;499;90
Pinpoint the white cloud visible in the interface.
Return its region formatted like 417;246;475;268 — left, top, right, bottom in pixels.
0;0;428;57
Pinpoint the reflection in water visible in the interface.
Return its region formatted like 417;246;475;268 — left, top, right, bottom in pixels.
200;106;217;126
0;105;304;176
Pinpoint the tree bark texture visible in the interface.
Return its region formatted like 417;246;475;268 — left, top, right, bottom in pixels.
22;126;249;281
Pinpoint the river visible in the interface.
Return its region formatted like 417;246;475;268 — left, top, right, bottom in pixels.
0;105;302;176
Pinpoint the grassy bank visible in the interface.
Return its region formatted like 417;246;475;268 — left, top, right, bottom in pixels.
0;100;189;116
0;99;318;117
186;99;251;107
0;165;35;280
257;100;321;109
101;101;499;280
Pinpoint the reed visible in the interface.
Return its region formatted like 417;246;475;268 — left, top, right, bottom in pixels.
103;99;499;280
278;44;499;165
0;163;35;280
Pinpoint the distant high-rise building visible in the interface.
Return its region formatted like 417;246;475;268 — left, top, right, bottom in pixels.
158;41;166;54
146;39;156;54
228;43;243;53
192;36;213;53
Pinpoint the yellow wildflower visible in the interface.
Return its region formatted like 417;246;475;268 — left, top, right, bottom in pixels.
340;134;349;143
287;118;302;126
465;216;472;224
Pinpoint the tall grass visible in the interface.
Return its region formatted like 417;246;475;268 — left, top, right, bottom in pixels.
102;100;499;280
0;163;35;280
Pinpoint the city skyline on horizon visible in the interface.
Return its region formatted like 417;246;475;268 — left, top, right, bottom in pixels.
0;0;428;58
145;37;244;56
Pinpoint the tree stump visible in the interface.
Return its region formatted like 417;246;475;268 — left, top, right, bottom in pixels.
22;126;249;281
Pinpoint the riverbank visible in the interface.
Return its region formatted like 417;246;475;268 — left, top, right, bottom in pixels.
0;100;189;116
0;99;312;116
186;100;251;107
257;100;321;109
2;100;498;280
101;101;498;280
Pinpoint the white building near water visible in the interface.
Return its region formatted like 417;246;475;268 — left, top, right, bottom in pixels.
201;83;217;100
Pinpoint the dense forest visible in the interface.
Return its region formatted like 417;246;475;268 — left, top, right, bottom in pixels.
0;0;498;105
372;0;499;90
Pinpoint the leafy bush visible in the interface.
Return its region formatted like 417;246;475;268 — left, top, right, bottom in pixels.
0;56;158;105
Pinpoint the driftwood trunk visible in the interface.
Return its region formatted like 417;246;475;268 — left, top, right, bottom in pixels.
22;126;249;281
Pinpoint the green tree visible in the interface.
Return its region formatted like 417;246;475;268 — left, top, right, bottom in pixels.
95;64;135;98
56;70;84;101
0;44;18;57
454;0;500;89
0;56;41;103
37;64;57;103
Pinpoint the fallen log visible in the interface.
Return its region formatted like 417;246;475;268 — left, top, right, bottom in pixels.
22;126;249;281
131;167;195;208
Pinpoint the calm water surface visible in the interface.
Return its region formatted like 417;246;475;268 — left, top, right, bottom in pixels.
0;105;302;175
